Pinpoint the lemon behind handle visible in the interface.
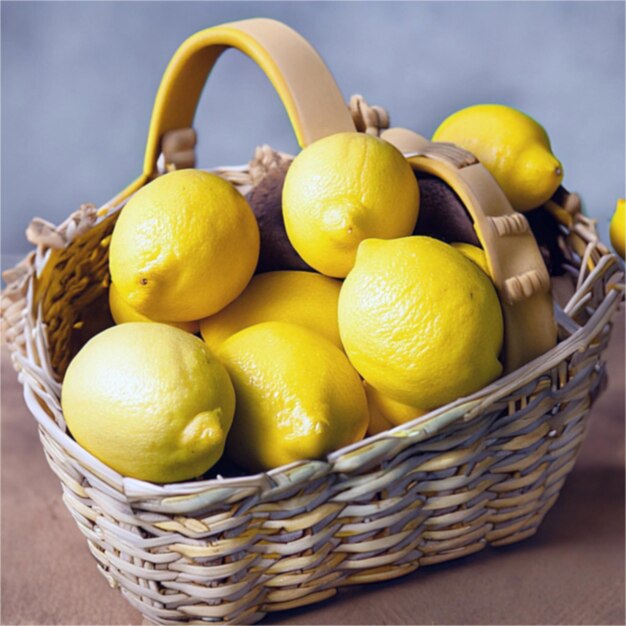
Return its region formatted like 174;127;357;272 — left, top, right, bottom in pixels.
381;126;557;373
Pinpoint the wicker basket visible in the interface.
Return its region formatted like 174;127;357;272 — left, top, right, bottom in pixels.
2;18;624;626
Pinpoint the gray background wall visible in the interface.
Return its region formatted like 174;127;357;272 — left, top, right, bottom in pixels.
2;1;624;271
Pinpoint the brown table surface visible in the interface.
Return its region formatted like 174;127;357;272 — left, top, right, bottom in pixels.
2;311;624;626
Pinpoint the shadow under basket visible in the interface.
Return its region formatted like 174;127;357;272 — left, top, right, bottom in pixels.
1;150;624;625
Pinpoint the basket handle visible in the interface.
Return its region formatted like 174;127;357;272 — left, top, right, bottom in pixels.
142;18;356;177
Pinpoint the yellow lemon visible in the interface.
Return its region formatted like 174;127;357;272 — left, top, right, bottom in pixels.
433;104;563;212
109;169;260;322
61;323;235;483
366;397;395;436
200;271;342;352
610;198;625;259
451;242;490;275
365;383;426;432
219;322;369;472
282;132;420;277
338;237;504;410
109;282;199;334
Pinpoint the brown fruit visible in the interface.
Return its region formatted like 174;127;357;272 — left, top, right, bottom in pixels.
245;162;313;274
524;204;566;276
412;172;480;246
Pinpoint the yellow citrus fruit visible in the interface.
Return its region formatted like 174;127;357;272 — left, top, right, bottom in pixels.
109;282;199;334
218;321;369;472
200;271;342;352
61;323;235;483
109;169;260;322
366;395;395;436
451;242;490;275
365;382;426;431
338;237;504;410
610;198;625;259
282;132;420;277
433;104;563;212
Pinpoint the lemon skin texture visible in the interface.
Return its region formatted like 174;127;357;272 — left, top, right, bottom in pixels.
109;282;199;334
433;104;563;212
282;132;420;278
365;382;427;430
219;321;369;472
200;271;342;352
610;199;625;259
109;169;260;322
338;237;504;411
366;397;396;436
61;323;235;483
451;242;490;275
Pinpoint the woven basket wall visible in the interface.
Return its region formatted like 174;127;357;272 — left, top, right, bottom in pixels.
2;132;624;624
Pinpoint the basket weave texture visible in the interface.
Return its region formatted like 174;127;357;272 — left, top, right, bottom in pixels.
1;102;624;625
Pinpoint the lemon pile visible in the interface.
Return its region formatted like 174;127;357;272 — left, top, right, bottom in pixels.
62;103;564;483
